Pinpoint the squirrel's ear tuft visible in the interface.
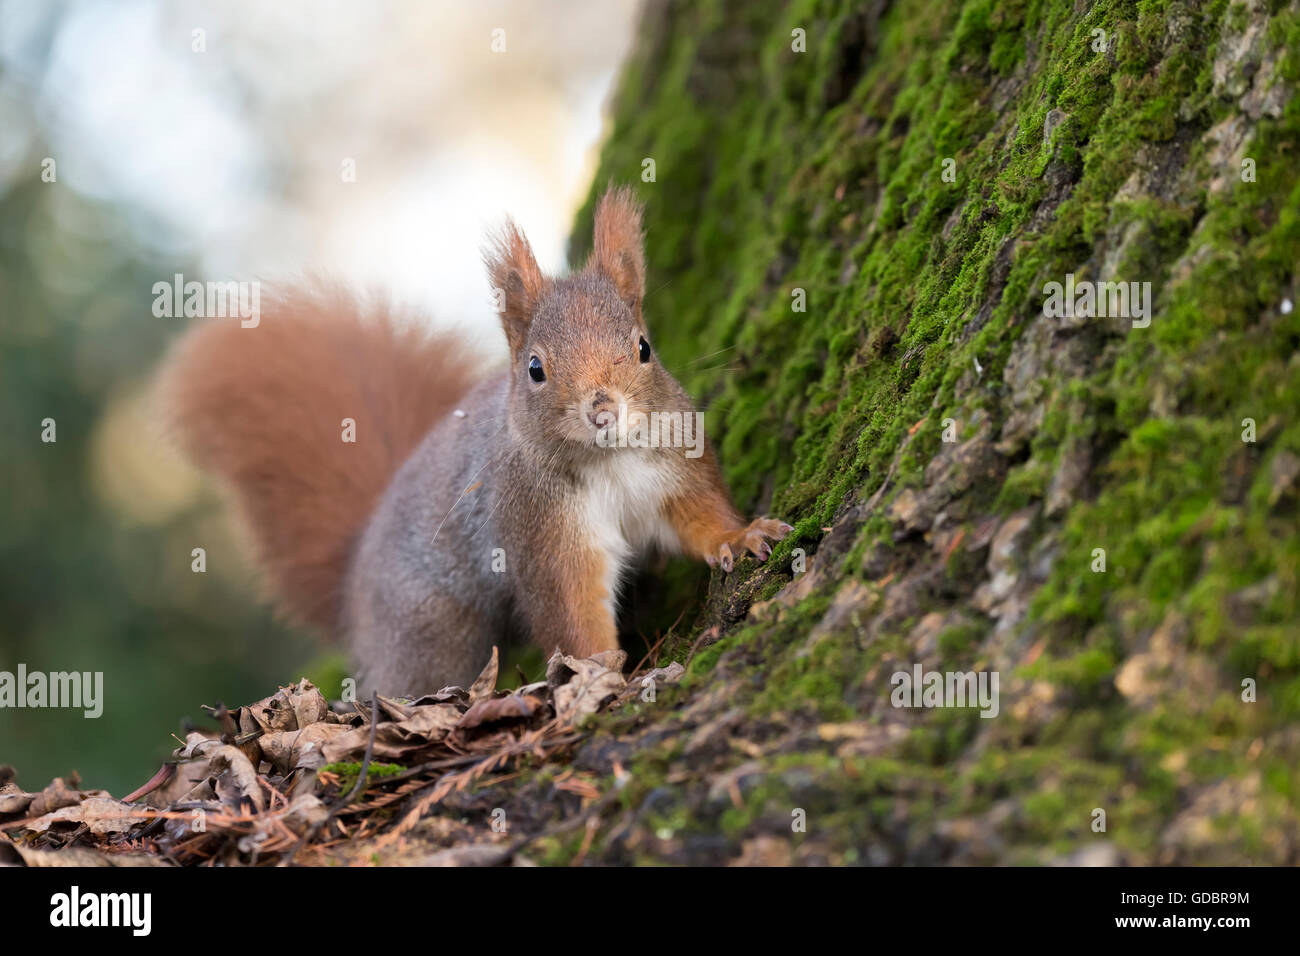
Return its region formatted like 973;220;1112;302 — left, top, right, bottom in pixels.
589;186;645;320
484;220;548;355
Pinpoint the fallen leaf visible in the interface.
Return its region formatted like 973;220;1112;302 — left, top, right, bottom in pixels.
467;647;500;702
547;650;628;725
457;693;545;730
14;797;145;835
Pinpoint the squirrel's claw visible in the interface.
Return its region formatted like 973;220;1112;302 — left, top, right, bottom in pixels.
710;517;791;572
740;517;792;560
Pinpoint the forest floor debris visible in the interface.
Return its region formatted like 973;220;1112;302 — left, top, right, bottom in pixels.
0;648;682;866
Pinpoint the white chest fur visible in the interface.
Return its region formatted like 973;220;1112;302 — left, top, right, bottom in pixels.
577;451;680;617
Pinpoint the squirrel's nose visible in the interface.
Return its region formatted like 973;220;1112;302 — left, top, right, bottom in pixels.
587;391;617;429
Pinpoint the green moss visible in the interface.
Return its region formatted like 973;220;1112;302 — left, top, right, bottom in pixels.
540;0;1300;864
318;761;405;792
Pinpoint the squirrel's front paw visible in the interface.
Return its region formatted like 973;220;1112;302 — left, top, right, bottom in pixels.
704;517;793;572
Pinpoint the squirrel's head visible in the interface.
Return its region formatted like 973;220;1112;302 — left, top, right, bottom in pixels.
484;186;668;453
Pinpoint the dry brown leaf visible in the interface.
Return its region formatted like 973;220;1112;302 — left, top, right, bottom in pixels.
406;687;471;707
238;679;330;735
467;647;500;702
0;783;35;816
547;650;628;725
259;722;357;774
29;777;100;816
1;842;173;867
320;702;464;762
17;797;145;835
457;693;545;730
391;704;464;740
621;661;685;699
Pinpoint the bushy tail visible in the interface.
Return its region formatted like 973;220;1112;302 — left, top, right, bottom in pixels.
159;284;480;633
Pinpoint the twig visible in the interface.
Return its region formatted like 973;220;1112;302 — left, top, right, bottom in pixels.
341;696;381;805
631;604;689;676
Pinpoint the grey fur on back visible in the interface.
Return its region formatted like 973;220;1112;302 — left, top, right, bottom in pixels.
343;376;516;693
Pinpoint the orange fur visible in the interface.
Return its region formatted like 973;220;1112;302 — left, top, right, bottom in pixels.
484;222;550;355
665;474;789;573
587;185;646;319
553;547;621;658
158;285;479;633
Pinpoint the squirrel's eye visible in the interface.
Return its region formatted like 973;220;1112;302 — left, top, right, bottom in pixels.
528;355;545;383
638;336;651;363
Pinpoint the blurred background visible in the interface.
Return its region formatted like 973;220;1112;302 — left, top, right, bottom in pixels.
0;0;640;795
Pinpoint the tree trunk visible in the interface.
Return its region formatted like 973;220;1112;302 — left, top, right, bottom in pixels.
554;0;1300;864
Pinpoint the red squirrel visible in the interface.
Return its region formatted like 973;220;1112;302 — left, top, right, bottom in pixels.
161;187;790;694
